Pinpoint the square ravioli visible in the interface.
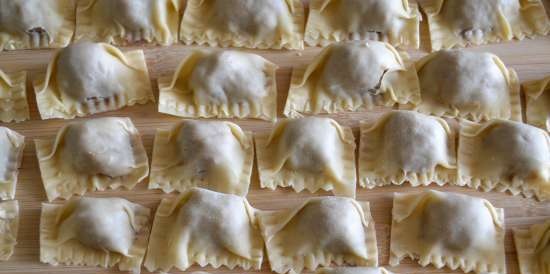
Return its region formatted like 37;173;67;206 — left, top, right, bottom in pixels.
0;127;24;200
408;49;521;122
149;120;254;196
35;117;149;201
284;41;420;117
390;190;506;274
40;197;151;274
144;188;264;272
180;0;304;49
258;197;378;274
458;119;550;201
305;0;420;48
0;0;76;50
0;200;19;261
159;50;278;121
514;220;550;274
317;267;395;274
421;0;550;50
34;42;154;120
523;76;550;131
75;0;183;45
0;69;29;122
359;110;456;188
255;117;356;197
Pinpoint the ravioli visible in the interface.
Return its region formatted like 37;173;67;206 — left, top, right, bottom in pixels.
40;197;151;274
284;41;420;117
411;49;520;122
149;120;254;196
75;0;182;45
523;76;550;131
514;220;550;274
0;200;19;261
359;110;456;188
180;0;304;49
34;42;154;119
0;127;24;201
35;117;149;201
159;50;278;121
144;188;264;272
421;0;550;50
305;0;420;48
255;117;356;197
390;190;506;274
458;119;550;201
258;197;378;274
0;69;29;122
0;0;75;50
318;267;395;274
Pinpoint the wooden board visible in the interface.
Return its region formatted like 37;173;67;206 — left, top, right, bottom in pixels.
1;6;550;274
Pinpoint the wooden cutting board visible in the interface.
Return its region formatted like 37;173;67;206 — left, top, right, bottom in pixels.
0;7;550;274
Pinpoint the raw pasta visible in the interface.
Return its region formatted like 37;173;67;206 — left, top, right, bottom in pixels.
514;220;550;274
180;0;304;49
40;197;151;274
255;117;356;197
0;69;29;122
34;42;154;119
317;267;395;274
158;50;277;121
284;41;420;117
0;200;19;261
149;120;254;196
305;0;420;48
523;76;550;131
35;117;149;201
0;127;24;200
144;188;264;272
390;190;506;274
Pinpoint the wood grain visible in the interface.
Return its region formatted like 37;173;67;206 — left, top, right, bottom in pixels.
0;6;550;274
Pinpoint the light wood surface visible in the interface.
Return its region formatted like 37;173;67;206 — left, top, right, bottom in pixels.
1;5;550;274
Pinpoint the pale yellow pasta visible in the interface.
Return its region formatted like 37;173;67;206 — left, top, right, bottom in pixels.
317;267;395;274
0;69;29;122
0;200;19;261
149;120;254;196
305;0;420;48
40;197;151;274
285;41;420;117
75;0;182;45
180;0;304;49
514;220;550;274
390;190;506;274
35;117;149;201
523;76;550;131
34;42;154;119
0;127;24;201
255;117;356;197
0;0;75;50
421;0;550;50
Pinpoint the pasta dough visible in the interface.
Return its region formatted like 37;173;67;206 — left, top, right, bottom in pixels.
523;76;550;131
0;69;29;122
255;117;356;197
159;50;278;121
0;200;19;261
258;197;378;274
359;110;456;188
390;190;506;274
514;220;550;274
40;197;151;274
411;49;521;122
285;41;420;117
421;0;550;50
180;0;304;49
34;42;154;119
0;0;75;50
75;0;182;45
149;120;254;196
318;267;394;274
35;117;149;201
458;119;550;201
305;0;420;48
0;127;24;201
144;188;264;272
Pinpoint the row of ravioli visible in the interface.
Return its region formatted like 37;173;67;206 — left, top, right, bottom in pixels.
1;0;549;51
1;188;548;274
1;41;550;130
0;111;548;204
